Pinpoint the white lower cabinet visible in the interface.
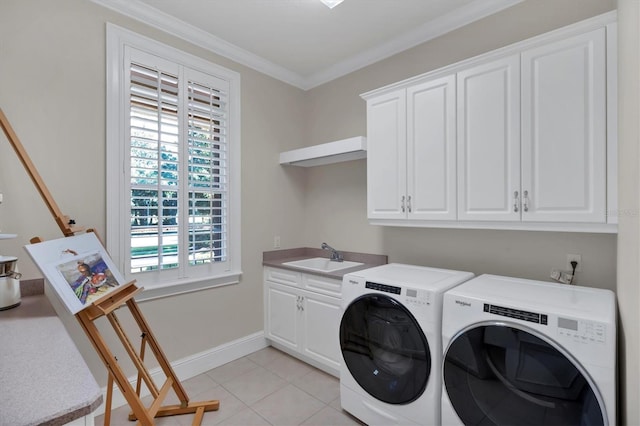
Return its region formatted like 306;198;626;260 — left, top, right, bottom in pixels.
299;289;342;371
266;282;301;351
264;267;341;377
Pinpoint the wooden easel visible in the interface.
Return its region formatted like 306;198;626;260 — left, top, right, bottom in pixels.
1;108;220;425
72;279;219;425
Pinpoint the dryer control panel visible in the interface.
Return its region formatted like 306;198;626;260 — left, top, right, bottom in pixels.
484;303;547;325
557;317;606;344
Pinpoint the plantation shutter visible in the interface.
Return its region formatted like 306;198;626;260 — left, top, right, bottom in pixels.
127;54;231;276
186;78;229;265
129;62;180;273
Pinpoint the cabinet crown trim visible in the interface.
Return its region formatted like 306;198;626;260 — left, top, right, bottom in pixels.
361;10;616;100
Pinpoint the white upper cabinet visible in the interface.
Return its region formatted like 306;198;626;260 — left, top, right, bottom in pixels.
408;75;457;220
362;12;616;233
521;28;606;223
457;55;521;222
366;89;407;220
366;75;457;221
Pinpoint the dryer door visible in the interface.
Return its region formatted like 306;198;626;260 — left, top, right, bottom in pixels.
443;324;605;425
340;294;430;404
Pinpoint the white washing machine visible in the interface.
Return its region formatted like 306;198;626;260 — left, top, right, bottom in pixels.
441;274;616;426
340;263;474;425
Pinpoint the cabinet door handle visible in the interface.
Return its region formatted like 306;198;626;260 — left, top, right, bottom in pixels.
523;190;529;212
299;296;304;311
513;191;519;213
401;195;406;212
407;195;412;213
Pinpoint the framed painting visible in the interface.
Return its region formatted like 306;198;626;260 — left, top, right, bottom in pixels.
25;232;125;315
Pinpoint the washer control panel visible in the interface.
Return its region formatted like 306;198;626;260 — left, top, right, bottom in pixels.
404;287;431;306
557;317;606;344
365;281;400;294
365;281;431;306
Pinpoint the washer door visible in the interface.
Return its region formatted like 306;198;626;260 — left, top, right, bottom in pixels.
443;324;605;425
340;294;430;404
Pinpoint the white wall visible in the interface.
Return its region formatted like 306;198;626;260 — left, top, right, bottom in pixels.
616;0;640;424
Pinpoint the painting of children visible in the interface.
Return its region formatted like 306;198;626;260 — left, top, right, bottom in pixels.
25;233;126;314
58;254;120;305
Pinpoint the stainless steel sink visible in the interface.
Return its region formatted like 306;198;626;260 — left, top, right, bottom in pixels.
282;257;363;273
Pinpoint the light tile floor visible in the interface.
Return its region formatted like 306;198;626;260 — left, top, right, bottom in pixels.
95;347;364;425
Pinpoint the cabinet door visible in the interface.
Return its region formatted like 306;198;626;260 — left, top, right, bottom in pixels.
300;290;341;371
457;55;521;221
265;282;300;351
367;89;407;220
407;75;457;220
521;28;606;223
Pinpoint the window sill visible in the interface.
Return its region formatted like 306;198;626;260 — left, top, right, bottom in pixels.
133;271;242;302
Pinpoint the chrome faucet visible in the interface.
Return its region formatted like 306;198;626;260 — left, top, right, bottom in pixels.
321;242;343;262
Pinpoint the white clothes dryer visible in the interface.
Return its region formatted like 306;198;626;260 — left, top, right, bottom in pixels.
340;263;474;425
441;274;616;426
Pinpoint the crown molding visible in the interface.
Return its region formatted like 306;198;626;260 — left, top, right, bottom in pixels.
304;0;525;89
91;0;523;91
91;0;306;88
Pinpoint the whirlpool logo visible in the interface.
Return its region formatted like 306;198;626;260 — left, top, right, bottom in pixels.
455;300;471;307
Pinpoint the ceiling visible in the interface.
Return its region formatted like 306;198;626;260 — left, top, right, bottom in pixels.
92;0;523;89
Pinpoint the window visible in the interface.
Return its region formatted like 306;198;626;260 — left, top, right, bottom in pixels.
106;24;241;300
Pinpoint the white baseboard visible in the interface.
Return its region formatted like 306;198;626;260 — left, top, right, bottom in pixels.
92;331;268;416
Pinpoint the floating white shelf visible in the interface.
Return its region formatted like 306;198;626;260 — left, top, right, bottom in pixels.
0;234;17;240
279;136;366;167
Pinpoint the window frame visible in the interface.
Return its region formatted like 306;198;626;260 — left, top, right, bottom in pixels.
106;23;241;301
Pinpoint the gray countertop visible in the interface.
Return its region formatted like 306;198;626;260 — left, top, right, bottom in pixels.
0;284;103;426
263;247;388;279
